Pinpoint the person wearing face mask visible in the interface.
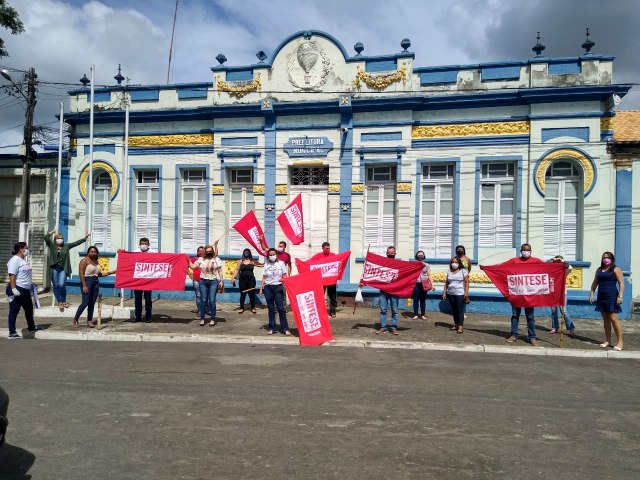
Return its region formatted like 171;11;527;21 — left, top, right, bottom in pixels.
258;247;290;335
276;241;292;276
133;237;157;323
455;245;472;320
504;243;544;346
590;251;624;351
6;242;43;338
231;248;263;314
190;244;223;326
311;242;337;318
442;257;470;333
376;246;401;335
548;255;576;337
412;250;434;320
73;246;116;328
44;229;91;312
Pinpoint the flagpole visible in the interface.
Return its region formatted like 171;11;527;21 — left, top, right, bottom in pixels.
215;227;232;244
353;244;370;314
559;305;565;348
87;65;95;235
52;102;64;307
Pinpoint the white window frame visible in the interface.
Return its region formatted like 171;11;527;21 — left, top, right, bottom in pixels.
420;164;454;258
544;161;582;260
92;171;112;251
134;170;160;248
180;169;207;253
364;165;396;255
479;163;515;249
228;168;255;255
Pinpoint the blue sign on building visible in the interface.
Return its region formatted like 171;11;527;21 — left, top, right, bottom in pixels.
283;136;334;157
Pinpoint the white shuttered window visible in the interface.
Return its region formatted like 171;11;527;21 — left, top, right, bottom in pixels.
365;166;396;255
180;169;206;253
92;171;112;250
479;163;515;248
134;170;159;247
420;164;454;257
544;161;581;260
228;169;255;255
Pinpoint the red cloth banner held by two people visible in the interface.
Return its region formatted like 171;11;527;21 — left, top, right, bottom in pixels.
277;193;304;245
360;252;424;298
295;251;351;286
283;269;334;346
115;251;189;291
480;261;567;308
232;210;269;256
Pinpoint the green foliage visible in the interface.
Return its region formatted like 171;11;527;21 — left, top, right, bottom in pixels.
0;0;24;58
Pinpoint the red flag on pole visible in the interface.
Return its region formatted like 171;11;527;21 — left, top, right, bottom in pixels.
277;193;304;245
295;251;351;286
360;252;424;297
480;261;567;308
232;210;269;256
115;251;189;291
283;269;334;346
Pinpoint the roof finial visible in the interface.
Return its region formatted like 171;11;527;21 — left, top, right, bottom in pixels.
114;64;124;85
532;32;546;58
581;27;595;55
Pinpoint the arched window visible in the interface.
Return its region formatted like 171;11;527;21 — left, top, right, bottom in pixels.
544;161;582;260
91;170;112;250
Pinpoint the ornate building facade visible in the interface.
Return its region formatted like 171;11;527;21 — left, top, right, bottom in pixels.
60;30;636;319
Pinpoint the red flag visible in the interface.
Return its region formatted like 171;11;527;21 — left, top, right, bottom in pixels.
480;261;567;308
232;210;269;256
115;251;189;291
283;269;334;346
295;251;351;286
360;252;423;297
277;193;304;245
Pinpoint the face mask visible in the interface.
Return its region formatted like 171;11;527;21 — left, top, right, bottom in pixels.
387;254;395;259
140;245;149;252
56;239;64;246
323;249;330;255
456;251;464;256
205;252;214;258
89;253;98;260
269;255;277;262
603;258;612;266
521;251;531;258
451;263;459;270
243;252;251;258
277;247;284;253
416;256;425;261
22;249;29;257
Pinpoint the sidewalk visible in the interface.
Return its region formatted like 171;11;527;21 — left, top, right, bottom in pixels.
2;294;639;358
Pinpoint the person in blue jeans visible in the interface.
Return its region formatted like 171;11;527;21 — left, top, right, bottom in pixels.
376;246;400;336
258;247;290;335
74;246;116;328
548;255;576;337
190;244;223;326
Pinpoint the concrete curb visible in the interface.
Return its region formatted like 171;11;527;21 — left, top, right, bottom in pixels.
3;328;639;359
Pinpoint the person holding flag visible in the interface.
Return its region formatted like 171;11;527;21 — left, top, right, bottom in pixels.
376;246;400;336
311;242;338;318
503;243;544;346
259;247;290;335
276;241;292;276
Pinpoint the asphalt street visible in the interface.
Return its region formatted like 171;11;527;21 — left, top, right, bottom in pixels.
1;340;639;479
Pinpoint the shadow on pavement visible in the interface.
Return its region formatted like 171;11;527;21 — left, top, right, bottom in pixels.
0;443;36;479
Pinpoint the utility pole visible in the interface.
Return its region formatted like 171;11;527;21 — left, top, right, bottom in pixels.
19;67;37;242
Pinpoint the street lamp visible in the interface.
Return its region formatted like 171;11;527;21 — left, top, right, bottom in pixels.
1;68;37;242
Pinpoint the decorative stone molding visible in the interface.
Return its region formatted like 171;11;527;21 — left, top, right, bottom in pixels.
224;259;239;280
396;182;412;192
351;184;364;193
98;257;110;275
128;133;213;147
216;73;262;99
211;185;225;195
412;121;530;138
534;148;594;195
275;184;288;194
287;40;331;91
328;184;340;193
600;116;614;131
353;63;407;90
253;185;265;194
565;267;582;289
79;161;119;201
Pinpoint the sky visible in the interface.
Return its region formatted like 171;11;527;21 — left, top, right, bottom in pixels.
1;0;638;152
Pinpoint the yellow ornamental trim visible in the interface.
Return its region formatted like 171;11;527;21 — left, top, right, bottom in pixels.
79;161;119;201
70;137;77;149
225;260;239;280
328;184;340;193
535;148;594;195
565;267;582;289
600;116;614;131
351;184;364;193
396;182;412;192
412;121;530;138
98;257;110;275
211;185;225;195
128;133;213;147
353;63;407;90
275;184;288;194
253;185;265;194
217;73;262;99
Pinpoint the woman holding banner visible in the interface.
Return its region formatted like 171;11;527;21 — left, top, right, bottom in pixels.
442;257;470;333
231;248;263;314
190;245;223;326
589;251;624;351
74;246;116;328
412;250;434;320
258;247;290;335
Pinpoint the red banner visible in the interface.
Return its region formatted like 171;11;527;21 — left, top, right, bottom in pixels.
277;193;304;245
232;210;269;256
295;251;350;286
480;261;567;308
360;252;424;297
283;269;334;346
115;251;189;291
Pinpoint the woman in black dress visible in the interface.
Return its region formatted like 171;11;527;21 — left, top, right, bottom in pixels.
231;248;263;314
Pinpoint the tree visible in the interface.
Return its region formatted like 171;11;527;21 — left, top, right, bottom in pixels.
0;0;24;58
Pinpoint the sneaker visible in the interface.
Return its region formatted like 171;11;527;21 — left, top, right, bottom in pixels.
283;330;292;336
8;333;21;339
390;328;399;336
548;329;558;334
28;325;44;332
506;335;517;343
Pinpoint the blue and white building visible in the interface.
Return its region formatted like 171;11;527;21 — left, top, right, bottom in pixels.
60;30;636;319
